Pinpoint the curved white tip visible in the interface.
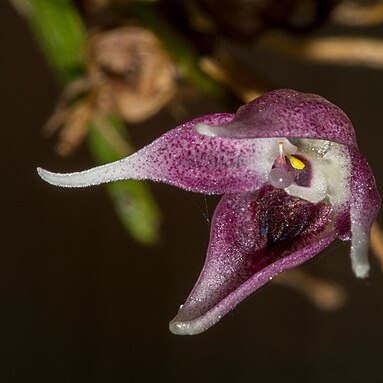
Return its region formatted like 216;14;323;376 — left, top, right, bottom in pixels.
169;320;195;336
352;262;370;279
350;229;370;279
36;160;130;188
168;316;209;336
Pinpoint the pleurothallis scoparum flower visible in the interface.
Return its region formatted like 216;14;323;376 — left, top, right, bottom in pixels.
37;89;380;335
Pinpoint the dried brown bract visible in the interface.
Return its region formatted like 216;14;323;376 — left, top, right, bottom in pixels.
46;26;176;155
86;26;176;123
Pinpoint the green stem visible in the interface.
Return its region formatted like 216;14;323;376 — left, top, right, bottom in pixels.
18;0;86;84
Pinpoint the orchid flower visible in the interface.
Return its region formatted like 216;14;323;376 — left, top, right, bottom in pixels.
37;89;380;335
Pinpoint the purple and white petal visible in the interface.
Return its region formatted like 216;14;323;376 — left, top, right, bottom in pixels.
38;115;290;195
170;187;336;335
196;89;357;147
349;147;381;278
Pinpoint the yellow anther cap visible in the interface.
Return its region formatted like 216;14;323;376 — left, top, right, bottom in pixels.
289;156;305;170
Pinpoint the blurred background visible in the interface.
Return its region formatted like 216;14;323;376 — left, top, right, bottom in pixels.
2;0;383;382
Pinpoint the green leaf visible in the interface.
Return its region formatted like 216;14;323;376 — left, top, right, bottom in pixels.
21;0;86;83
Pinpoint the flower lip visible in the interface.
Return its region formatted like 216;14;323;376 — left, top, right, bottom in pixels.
170;234;337;336
169;186;336;335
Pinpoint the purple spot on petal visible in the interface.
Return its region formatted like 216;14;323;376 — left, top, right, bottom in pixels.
293;154;312;187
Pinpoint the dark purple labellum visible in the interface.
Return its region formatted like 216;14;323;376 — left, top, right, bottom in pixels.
293;154;312;187
250;185;332;274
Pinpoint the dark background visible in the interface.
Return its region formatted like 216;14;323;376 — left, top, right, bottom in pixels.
2;1;383;382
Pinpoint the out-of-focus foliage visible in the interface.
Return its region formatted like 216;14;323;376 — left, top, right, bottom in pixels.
16;0;86;83
14;0;164;245
180;0;339;41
